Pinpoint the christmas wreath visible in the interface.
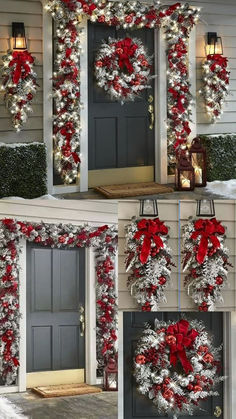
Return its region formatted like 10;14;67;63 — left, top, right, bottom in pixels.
94;37;152;103
1;50;38;132
134;318;224;418
182;218;231;311
125;217;174;311
201;54;230;122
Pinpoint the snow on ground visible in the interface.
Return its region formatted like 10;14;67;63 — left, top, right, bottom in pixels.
1;195;58;200
0;397;28;419
205;180;236;199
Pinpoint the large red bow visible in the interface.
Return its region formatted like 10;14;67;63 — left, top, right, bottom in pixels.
191;218;225;264
166;319;198;374
9;50;34;84
115;38;138;74
134;218;168;264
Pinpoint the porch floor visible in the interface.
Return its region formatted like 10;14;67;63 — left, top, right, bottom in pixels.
5;389;117;419
55;185;225;200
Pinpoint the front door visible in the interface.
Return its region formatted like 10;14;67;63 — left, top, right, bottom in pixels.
26;243;85;387
123;312;224;419
88;22;155;187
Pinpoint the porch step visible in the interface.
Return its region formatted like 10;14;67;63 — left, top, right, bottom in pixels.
32;384;103;398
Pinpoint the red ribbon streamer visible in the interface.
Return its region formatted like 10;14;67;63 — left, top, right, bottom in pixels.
166;319;198;373
191;218;225;264
9;50;34;85
134;218;168;264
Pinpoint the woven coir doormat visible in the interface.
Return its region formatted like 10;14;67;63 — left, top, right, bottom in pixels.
95;182;174;198
32;384;102;398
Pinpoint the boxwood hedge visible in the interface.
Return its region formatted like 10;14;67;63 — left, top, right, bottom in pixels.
200;134;236;182
0;142;47;199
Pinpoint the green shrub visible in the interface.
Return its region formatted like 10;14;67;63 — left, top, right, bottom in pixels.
199;134;236;181
0;142;47;199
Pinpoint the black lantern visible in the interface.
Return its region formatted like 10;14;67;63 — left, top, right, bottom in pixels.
175;156;195;191
206;32;223;55
139;199;158;217
12;22;27;50
189;137;207;187
104;357;118;391
196;200;215;217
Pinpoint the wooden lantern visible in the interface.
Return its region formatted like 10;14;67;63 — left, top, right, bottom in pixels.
104;357;118;391
189;137;207;187
175;156;195;191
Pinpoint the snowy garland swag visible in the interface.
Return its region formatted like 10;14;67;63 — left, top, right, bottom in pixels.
125;217;174;311
182;218;231;311
45;0;200;181
0;219;118;385
95;37;152;103
201;54;230;122
1;50;38;132
134;318;224;418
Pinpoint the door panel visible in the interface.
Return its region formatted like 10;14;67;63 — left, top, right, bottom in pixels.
123;312;224;419
27;244;85;374
88;22;155;185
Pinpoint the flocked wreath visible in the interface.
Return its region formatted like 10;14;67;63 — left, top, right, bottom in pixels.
125;217;174;311
1;50;38;132
94;37;152;103
134;318;224;418
182;218;231;311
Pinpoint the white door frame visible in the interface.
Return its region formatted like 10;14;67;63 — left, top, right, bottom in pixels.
118;311;233;419
0;243;98;394
42;1;196;193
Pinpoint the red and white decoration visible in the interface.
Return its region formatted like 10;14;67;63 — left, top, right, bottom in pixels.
125;218;174;311
182;218;231;311
201;54;230;122
95;37;152;103
46;0;200;182
1;50;38;132
134;318;224;418
0;219;117;385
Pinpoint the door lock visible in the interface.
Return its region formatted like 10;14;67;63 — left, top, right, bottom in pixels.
214;406;222;417
148;104;155;130
79;305;85;337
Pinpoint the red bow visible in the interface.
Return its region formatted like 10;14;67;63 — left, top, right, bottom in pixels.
191;218;225;264
115;38;138;74
9;50;34;84
134;218;168;264
207;54;228;71
166;319;198;373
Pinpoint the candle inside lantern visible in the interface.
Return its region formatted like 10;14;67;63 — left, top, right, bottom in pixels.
194;166;202;184
180;175;190;188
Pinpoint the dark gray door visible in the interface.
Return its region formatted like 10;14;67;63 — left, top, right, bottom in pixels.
123;312;223;419
27;244;85;372
88;22;155;171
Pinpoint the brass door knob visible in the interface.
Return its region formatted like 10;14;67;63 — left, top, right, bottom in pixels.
214;406;222;417
79;305;85;337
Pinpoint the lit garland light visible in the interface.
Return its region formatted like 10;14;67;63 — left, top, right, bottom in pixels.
200;54;230;123
125;217;174;311
134;318;225;419
94;36;152;103
0;219;118;385
45;0;200;182
1;50;38;132
182;217;232;311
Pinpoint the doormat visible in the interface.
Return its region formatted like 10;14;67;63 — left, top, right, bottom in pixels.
95;182;174;198
32;384;103;398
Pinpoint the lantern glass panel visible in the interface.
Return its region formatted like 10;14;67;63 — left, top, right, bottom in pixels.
180;170;192;189
107;373;117;389
192;153;203;184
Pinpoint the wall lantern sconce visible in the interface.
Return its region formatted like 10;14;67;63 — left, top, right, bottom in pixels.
12;22;27;50
206;32;223;56
139;199;158;217
196;200;215;217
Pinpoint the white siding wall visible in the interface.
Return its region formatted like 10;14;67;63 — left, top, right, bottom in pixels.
180;200;236;311
118;200;179;311
0;0;43;143
119;199;236;312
